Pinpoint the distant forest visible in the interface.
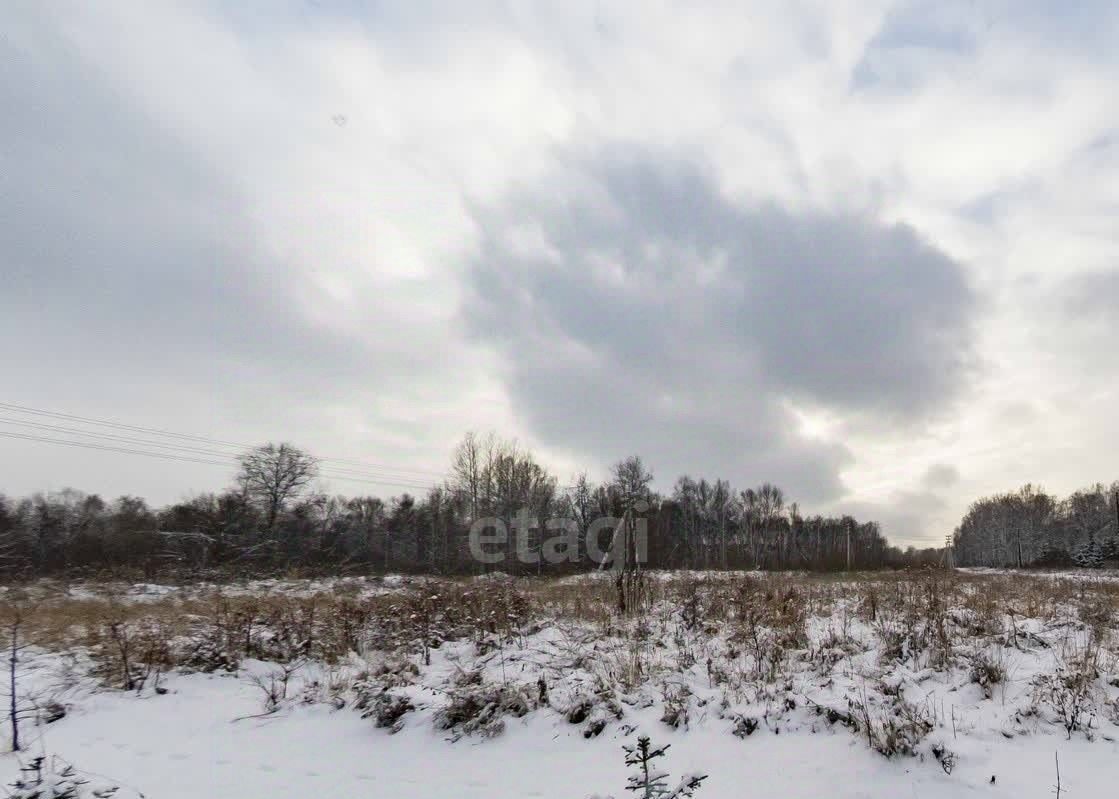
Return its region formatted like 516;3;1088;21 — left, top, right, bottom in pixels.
0;433;945;579
953;482;1119;568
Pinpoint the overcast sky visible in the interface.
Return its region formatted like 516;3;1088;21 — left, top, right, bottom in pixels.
2;1;1118;547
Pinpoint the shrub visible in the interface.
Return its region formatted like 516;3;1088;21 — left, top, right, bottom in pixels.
731;715;758;738
367;692;414;733
1031;663;1102;739
660;685;692;729
853;696;934;757
434;683;532;740
968;650;1007;699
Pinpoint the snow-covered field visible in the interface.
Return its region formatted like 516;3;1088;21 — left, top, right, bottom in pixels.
3;570;1118;798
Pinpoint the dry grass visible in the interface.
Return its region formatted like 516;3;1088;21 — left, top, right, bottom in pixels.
3;568;1119;764
7;570;1118;661
5;570;1118;740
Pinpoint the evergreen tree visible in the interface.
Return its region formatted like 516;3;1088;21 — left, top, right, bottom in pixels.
622;736;706;799
8;757;118;799
1073;540;1104;569
1101;536;1119;564
1035;539;1072;568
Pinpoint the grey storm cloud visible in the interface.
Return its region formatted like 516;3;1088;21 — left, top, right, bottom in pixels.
0;15;422;410
1063;269;1119;325
466;153;978;502
851;0;1119;93
923;463;961;490
9;0;1111;544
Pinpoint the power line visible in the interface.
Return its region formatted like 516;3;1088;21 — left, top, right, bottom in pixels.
0;417;442;488
0;430;233;468
0;402;247;447
0;417;252;461
0;416;441;488
0;400;452;479
0;428;439;492
0;430;440;493
0;400;452;481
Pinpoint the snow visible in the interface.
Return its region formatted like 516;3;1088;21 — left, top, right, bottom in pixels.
957;567;1119;584
3;665;1116;798
4;572;1119;798
0;575;409;605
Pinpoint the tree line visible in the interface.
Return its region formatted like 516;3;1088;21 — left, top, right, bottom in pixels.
952;482;1119;568
0;433;939;579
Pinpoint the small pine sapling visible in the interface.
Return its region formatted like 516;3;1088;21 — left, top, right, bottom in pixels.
622;736;706;799
8;756;119;799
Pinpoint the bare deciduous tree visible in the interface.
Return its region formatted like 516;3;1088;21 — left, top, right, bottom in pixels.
237;443;319;533
612;456;653;510
610;456;653;614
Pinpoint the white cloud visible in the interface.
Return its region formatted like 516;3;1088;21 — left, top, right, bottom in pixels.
2;0;1118;546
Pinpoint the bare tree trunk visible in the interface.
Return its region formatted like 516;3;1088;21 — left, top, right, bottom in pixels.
8;617;19;752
